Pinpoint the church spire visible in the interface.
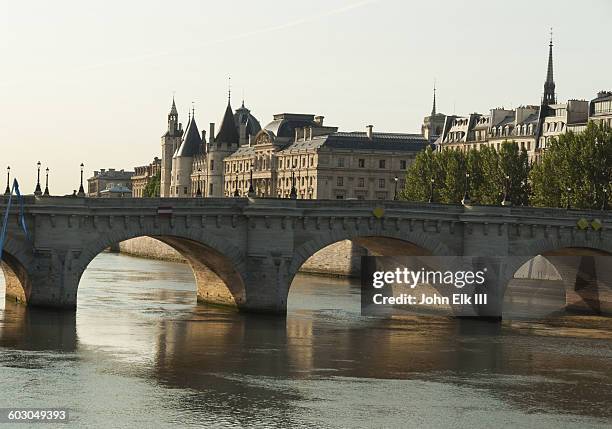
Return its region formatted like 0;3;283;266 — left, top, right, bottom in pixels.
431;82;437;116
543;28;556;105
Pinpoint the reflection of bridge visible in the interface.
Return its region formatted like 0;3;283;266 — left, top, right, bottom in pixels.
1;196;611;317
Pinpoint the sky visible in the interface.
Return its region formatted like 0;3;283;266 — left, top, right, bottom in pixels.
1;0;610;194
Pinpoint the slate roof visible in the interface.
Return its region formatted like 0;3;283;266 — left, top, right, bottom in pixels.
174;116;202;157
234;102;261;136
216;102;240;144
279;132;429;153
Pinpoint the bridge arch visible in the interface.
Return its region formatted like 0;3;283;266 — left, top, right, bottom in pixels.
289;228;453;283
286;228;455;307
72;228;248;310
504;239;612;317
1;235;35;305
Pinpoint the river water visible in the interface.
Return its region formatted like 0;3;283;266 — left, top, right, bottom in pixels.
0;253;611;428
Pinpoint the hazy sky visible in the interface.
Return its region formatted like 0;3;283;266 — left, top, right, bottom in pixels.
1;0;610;194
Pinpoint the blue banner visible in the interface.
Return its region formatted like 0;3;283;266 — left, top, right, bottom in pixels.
0;179;30;262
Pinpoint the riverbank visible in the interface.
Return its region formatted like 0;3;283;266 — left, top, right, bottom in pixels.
119;237;365;277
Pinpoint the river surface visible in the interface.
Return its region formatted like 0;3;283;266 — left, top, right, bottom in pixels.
1;253;611;428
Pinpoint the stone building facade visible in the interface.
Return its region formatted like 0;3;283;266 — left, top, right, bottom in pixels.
159;97;261;198
155;98;428;200
430;38;600;161
223;114;428;199
131;157;161;197
87;168;134;198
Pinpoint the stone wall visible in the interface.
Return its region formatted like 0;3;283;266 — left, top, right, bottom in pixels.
119;237;365;277
119;237;187;263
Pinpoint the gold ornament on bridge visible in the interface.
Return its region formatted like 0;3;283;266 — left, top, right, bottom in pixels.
576;218;589;230
372;207;385;218
591;219;602;231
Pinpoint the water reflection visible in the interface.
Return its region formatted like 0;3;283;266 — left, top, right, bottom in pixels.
0;253;611;427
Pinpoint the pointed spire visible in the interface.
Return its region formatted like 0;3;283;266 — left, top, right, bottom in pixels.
170;95;178;116
543;28;556;105
431;81;437;116
228;75;232;103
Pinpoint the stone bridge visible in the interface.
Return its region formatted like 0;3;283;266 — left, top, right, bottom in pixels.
1;196;611;318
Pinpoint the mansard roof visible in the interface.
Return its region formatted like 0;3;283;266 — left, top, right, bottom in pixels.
216;102;240;144
279;132;429;153
174;116;202;157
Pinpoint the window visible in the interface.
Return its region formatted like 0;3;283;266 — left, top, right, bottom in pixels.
358;158;365;168
358;178;365;187
209;183;213;194
378;179;385;188
337;177;344;186
379;159;386;169
183;187;188;195
400;160;407;170
279;159;283;169
210;160;214;171
310;157;314;166
336;195;344;200
337;157;345;167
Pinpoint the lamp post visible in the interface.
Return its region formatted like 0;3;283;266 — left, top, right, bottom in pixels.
34;161;42;196
196;168;202;197
501;174;511;206
233;173;240;197
428;177;434;203
289;170;297;199
77;163;85;197
461;172;471;205
566;186;571;209
4;166;10;195
393;176;399;200
43;167;50;196
602;187;608;211
248;164;255;198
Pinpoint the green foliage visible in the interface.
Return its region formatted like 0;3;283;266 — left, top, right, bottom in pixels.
143;172;161;198
401;142;530;205
530;122;612;209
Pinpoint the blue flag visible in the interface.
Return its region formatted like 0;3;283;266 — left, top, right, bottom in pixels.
0;179;30;262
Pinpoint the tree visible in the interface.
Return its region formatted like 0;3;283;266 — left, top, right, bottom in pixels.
401;141;530;205
530;122;612;209
144;172;161;198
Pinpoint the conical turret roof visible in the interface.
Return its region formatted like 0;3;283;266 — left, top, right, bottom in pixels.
215;102;240;144
175;115;202;157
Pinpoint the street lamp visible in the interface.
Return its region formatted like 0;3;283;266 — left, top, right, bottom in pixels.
248;164;255;198
77;163;85;197
34;161;42;196
566;186;571;209
393;176;399;200
43;167;50;196
461;172;471;205
4;166;10;195
289;170;297;199
602;187;608;211
501;174;511;206
233;172;240;197
196;168;202;197
428;177;435;203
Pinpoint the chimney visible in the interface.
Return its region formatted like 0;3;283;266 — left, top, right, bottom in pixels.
209;123;215;143
303;127;307;140
295;128;299;141
239;123;247;145
201;129;207;143
308;126;313;140
314;115;324;126
366;125;373;139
